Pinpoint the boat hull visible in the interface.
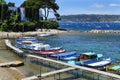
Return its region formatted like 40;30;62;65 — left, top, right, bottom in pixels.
34;49;65;55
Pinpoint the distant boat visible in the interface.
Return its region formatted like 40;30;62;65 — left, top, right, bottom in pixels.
50;51;79;61
106;62;120;74
37;33;55;37
68;52;111;68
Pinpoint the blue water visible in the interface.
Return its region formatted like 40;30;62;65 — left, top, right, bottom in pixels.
37;22;120;64
59;22;120;30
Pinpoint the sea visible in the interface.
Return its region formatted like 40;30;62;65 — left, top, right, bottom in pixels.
37;22;120;64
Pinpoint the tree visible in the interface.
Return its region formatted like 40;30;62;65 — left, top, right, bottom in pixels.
7;2;15;7
0;20;8;31
0;0;6;22
40;0;60;20
8;13;19;31
21;0;60;20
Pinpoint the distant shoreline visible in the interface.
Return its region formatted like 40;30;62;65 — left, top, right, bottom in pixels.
88;30;120;33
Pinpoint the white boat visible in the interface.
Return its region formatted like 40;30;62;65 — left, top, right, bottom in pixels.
37;33;55;37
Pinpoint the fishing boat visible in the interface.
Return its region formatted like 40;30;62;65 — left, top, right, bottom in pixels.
16;40;63;53
16;42;50;50
68;52;111;68
50;51;79;61
16;37;40;44
106;62;120;74
34;47;65;55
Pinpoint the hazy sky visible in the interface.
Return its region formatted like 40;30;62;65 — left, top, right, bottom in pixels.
5;0;120;16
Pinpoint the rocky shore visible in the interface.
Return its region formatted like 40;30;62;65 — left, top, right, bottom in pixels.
0;29;68;39
89;30;120;33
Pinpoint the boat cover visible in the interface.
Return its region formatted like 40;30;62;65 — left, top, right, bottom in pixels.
50;51;78;58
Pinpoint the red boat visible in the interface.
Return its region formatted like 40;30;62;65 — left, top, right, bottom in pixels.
34;49;65;55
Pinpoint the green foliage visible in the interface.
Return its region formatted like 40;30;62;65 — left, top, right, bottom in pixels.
39;20;59;29
0;20;8;31
17;21;36;32
7;2;15;7
0;0;5;4
25;8;39;21
0;0;60;32
0;4;9;21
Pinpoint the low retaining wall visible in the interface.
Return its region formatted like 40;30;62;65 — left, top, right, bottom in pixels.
5;39;25;58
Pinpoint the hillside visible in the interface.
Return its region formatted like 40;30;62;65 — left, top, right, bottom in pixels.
60;14;120;22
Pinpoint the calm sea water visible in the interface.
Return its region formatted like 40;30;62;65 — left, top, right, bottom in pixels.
59;22;120;30
38;22;120;63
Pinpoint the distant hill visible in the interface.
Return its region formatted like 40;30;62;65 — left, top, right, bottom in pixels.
60;14;120;22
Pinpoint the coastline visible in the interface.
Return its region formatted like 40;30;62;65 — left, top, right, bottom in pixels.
88;30;120;33
1;29;120;39
0;29;68;39
0;29;69;39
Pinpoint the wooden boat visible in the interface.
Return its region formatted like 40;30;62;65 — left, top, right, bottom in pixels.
34;49;65;55
16;38;40;44
16;43;51;50
68;52;111;68
16;40;63;53
106;62;120;74
50;51;79;61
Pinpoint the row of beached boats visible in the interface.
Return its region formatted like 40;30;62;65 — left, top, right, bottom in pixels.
15;36;120;73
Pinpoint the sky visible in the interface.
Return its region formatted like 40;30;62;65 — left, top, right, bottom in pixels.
5;0;120;17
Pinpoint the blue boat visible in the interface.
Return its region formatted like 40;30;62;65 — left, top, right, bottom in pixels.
68;52;111;68
16;37;40;44
15;36;41;49
50;51;79;61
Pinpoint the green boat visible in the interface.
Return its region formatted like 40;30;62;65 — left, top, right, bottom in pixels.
106;62;120;74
